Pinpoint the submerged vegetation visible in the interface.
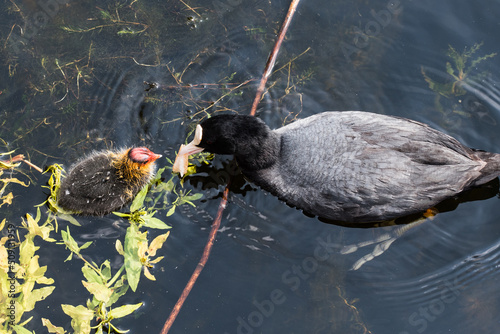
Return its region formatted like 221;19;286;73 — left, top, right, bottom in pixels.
0;152;29;209
421;42;497;126
0;154;203;333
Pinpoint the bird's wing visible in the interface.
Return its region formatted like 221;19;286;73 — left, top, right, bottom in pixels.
269;111;483;221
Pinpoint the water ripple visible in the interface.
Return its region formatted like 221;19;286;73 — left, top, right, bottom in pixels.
366;237;500;309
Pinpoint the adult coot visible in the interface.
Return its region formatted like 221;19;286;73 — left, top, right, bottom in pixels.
58;147;161;216
173;112;500;222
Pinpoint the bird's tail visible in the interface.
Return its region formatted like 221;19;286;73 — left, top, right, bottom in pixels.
473;150;500;186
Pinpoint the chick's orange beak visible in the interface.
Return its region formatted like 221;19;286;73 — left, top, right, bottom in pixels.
172;124;204;176
149;153;162;162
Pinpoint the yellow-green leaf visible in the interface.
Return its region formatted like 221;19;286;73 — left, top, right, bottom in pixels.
166;206;176;217
142;216;171;230
108;302;143;319
82;281;113;303
183;193;203;203
123;224;143;292
57;214;81;226
61;227;79;254
61;304;94;334
81;264;103;284
1;178;28;187
143;267;156;281
148;232;170;257
36;276;55;285
107;279;129;307
22;286;55;312
17;316;34;328
100;260;111;281
115;240;124;255
42;318;67;334
112;212;130;218
19;237;36;267
0;192;13;207
64;252;73;262
137;241;148;258
130;186;148;212
149;256;164;264
25;211;42;237
11;325;34;334
80;241;92;250
61;304;94;319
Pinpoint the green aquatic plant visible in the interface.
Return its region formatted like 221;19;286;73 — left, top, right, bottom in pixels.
166;189;203;217
50;166;173;333
0;151;49;333
37;163;81;228
0;211;56;334
145;161;205;217
0;158;204;333
0;151;30;208
40;163;66;214
421;42;496;122
113;184;172;230
422;42;496;97
113;181;171;291
60;7;149;35
57;226;144;334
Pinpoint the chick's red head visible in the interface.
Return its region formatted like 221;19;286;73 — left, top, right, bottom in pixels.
128;147;162;164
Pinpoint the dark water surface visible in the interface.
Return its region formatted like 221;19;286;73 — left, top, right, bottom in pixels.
1;0;500;333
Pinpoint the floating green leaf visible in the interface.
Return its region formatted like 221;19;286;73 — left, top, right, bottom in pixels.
10;325;35;334
142;212;171;230
148;232;170;257
82;281;113;303
130;186;148;212
106;277;129;307
123;224;144;292
100;260;111;281
61;304;94;334
166;206;176;217
22;286;56;313
81;263;103;285
60;227;80;256
115;240;124;256
42;318;67;333
57;213;81;227
107;302;143;319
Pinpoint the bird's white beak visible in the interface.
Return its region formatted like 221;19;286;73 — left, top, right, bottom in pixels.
172;124;205;176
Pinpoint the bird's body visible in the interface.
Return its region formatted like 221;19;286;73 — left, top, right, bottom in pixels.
247;112;499;222
174;111;500;223
58;147;161;216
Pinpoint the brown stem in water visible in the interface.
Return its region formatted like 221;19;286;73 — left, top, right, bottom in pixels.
249;0;301;116
2;154;43;173
159;186;229;334
160;0;301;332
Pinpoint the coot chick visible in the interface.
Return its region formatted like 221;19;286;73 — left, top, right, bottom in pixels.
58;147;161;216
173;111;500;223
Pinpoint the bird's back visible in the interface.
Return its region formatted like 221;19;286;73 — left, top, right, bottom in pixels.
256;111;499;222
58;153;133;215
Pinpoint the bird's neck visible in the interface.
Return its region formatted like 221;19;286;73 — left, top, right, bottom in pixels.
235;132;280;172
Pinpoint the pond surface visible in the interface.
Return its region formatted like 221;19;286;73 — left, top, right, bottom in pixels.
1;0;500;333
